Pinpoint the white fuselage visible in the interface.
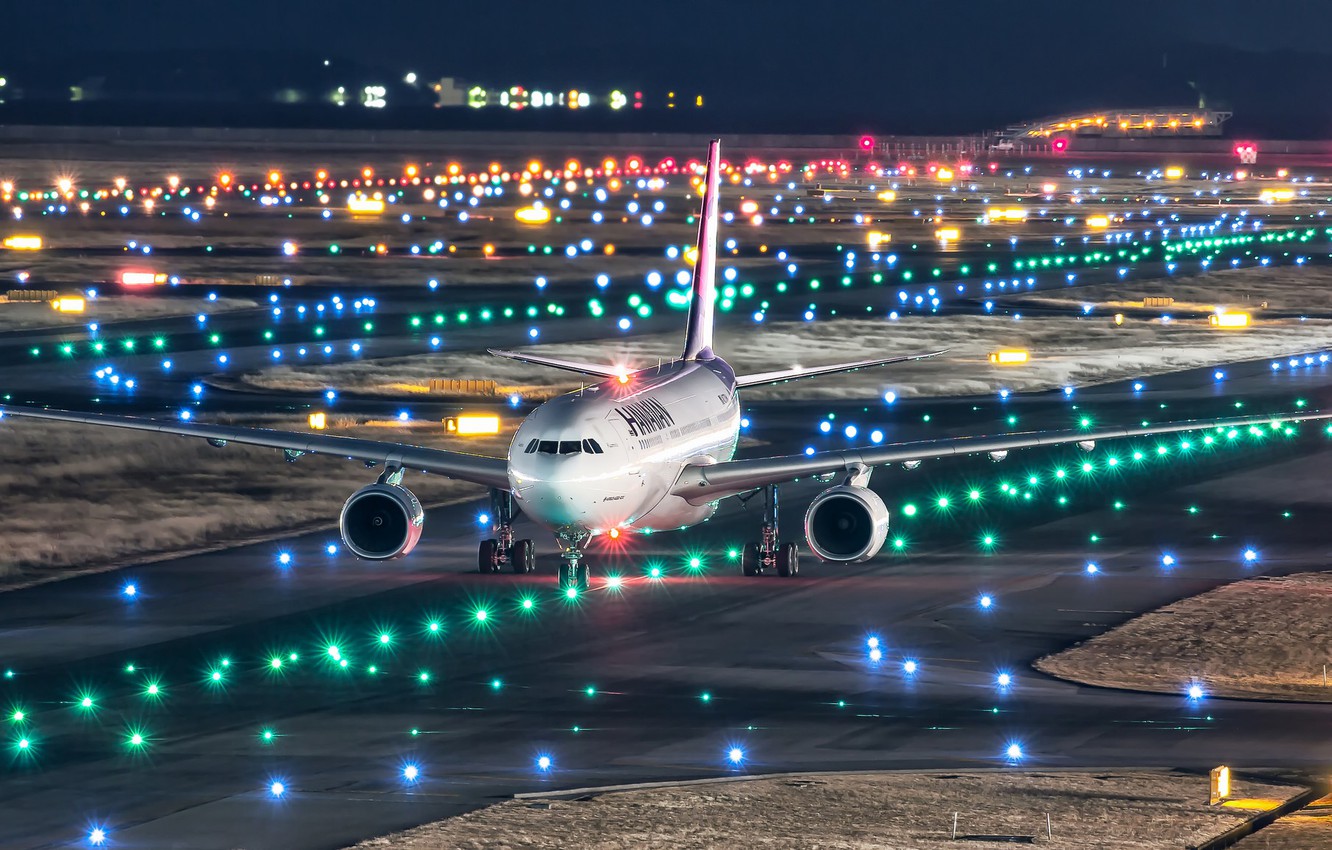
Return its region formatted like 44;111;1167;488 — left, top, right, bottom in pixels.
507;357;741;537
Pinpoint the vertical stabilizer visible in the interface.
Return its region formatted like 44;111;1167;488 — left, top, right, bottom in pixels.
682;139;721;360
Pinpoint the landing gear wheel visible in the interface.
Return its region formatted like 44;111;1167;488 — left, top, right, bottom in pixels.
741;543;762;577
575;563;590;592
478;538;500;573
776;542;799;577
557;563;574;589
510;539;535;574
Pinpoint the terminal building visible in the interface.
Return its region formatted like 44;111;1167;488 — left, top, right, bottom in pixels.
1002;107;1232;140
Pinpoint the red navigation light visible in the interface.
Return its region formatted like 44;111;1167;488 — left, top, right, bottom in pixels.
1051;137;1069;153
608;528;621;540
859;135;875;151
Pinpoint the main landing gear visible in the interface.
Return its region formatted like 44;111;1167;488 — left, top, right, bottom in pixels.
478;489;536;574
556;530;591;593
741;484;799;578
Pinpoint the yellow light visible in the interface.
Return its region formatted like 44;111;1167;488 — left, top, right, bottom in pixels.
218;173;232;187
935;227;960;242
1041;182;1057;194
1210;766;1231;805
1209;311;1251;329
308;412;327;430
684;246;699;265
52;296;85;313
1259;188;1295;203
867;230;891;248
405;164;418;178
876;189;896;202
1113;313;1125;326
482;243;495;257
1164;166;1184;179
445;414;501;436
3;235;43;250
989;349;1030;365
56;177;73;194
514;205;552;224
120;271;167;286
1086;215;1110;228
739;199;759;215
986;208;1028;222
167;174;180;190
526;160;542;174
267;170;282;185
936;167;954;181
347;196;386;215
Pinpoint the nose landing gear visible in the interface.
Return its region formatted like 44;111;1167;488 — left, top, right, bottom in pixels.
740;484;799;577
478;489;536;574
556;530;591;593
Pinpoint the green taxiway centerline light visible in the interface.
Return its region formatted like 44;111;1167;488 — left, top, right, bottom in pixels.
902;504;918;517
260;729;275;743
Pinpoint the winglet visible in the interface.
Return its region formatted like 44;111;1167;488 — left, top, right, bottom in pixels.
682;139;721;361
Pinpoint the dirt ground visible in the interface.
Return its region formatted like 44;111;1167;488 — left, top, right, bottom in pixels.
347;770;1303;850
1037;572;1332;702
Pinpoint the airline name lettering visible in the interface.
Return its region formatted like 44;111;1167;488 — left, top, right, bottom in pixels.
614;398;676;437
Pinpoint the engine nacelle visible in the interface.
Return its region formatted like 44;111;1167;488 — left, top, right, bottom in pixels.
804;485;890;563
339;483;425;560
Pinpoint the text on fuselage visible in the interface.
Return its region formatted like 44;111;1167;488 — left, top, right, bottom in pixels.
614;398;675;437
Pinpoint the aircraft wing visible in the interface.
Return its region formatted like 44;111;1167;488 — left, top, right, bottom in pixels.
487;348;623;380
672;411;1332;504
734;349;948;388
0;405;511;490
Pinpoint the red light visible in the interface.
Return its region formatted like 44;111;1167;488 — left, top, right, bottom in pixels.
1052;138;1069;153
608;528;620;540
859;135;875;151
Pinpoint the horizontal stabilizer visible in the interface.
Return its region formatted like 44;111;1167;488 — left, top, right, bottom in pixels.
734;349;947;388
488;348;624;380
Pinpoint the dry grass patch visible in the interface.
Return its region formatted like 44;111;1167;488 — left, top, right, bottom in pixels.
0;417;496;584
1037;572;1332;701
348;770;1301;850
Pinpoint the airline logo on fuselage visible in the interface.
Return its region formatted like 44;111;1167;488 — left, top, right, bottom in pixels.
614;397;675;437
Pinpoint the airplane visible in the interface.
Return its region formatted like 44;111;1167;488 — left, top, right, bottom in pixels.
4;139;1330;592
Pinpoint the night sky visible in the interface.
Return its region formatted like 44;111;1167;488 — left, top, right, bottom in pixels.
9;0;1332;132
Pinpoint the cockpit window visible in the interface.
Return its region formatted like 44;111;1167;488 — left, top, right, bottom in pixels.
583;439;604;454
525;439;539;454
538;440;558;454
559;440;582;455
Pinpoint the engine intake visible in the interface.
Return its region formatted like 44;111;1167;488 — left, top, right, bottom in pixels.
339;483;424;560
804;485;890;563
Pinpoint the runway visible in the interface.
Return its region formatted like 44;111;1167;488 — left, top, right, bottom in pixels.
3;352;1332;848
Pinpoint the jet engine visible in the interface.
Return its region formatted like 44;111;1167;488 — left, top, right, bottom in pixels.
803;485;890;563
339;483;424;559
